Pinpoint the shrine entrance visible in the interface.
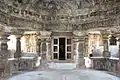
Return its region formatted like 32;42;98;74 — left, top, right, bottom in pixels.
59;38;65;60
52;36;72;61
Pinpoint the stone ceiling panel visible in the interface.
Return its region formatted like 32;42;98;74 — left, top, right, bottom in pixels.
0;0;120;33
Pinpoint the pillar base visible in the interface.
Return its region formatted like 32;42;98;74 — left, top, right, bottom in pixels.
76;58;85;68
14;52;21;58
103;51;111;57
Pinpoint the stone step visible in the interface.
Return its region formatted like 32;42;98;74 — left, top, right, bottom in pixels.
48;62;76;69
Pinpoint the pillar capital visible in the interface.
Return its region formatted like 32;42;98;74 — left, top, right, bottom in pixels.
101;30;110;40
73;36;85;43
115;34;120;41
0;32;10;51
40;31;52;38
12;29;24;37
15;34;23;38
73;31;85;37
0;32;10;43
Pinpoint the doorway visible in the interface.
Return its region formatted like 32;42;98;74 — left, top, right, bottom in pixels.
52;37;72;60
59;38;65;60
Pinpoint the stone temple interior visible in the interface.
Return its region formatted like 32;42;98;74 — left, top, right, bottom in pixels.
0;0;120;80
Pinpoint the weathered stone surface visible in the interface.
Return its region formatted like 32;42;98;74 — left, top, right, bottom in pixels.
0;0;119;32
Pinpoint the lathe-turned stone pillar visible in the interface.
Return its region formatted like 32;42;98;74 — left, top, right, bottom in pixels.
102;33;110;57
116;34;120;73
40;31;51;59
73;31;85;68
39;31;52;69
84;35;89;57
75;36;85;68
46;38;52;61
36;38;41;56
40;38;51;60
73;38;80;63
0;32;10;76
116;34;120;59
14;34;22;58
36;32;41;56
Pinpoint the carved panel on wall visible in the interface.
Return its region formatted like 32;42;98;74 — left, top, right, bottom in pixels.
23;34;39;53
88;33;102;55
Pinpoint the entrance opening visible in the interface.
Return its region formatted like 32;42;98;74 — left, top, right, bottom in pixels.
59;38;65;60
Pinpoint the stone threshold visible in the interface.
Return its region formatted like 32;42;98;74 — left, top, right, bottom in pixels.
47;60;75;63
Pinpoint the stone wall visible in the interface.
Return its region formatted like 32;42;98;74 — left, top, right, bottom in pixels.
9;57;38;74
91;57;118;72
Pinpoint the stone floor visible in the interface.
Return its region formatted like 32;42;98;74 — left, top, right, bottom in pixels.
1;62;120;80
7;69;120;80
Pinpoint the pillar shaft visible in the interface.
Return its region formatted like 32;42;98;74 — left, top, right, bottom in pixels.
0;34;10;51
117;38;120;59
0;32;10;76
116;34;120;59
102;34;110;57
103;39;109;52
84;35;89;57
73;36;85;68
14;35;22;58
16;37;21;53
36;38;41;56
119;43;120;59
78;37;85;67
40;31;51;61
41;38;51;60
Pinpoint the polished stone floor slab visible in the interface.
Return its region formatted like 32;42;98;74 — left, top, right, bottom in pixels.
8;69;120;80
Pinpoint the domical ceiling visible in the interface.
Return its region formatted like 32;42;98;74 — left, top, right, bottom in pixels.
0;0;120;34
